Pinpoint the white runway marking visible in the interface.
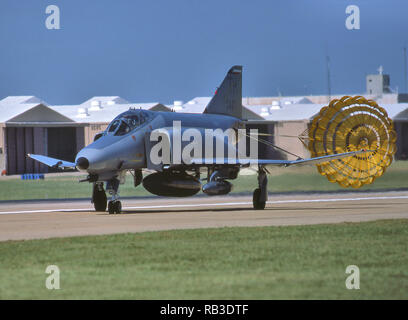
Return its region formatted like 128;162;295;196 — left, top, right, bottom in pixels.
0;208;90;215
0;195;407;215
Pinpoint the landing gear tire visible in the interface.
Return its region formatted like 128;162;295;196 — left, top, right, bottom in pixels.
115;201;122;214
108;201;122;214
93;187;107;212
253;188;266;210
108;201;114;214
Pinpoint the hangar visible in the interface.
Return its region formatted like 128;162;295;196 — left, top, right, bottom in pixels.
0;96;84;175
0;96;168;174
389;106;408;159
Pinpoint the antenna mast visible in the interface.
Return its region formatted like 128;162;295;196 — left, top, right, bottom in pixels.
326;55;332;102
404;46;407;93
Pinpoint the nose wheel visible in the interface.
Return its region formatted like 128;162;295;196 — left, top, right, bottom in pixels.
106;178;122;214
108;200;122;214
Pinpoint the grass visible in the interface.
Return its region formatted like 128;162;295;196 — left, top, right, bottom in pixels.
0;219;407;299
0;161;407;201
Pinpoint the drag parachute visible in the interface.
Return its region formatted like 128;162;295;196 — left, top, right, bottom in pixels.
302;96;396;188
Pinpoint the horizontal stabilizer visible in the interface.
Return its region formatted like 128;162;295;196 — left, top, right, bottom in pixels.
27;154;76;169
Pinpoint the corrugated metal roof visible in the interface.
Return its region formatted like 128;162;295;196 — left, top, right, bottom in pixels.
247;104;324;121
0;96;47;105
172;97;264;120
0;96;56;122
81;96;130;107
246;103;408;121
50;103;161;123
382;104;408;119
1;95;407;124
394;108;408;121
0;103;41;123
171;97;212;113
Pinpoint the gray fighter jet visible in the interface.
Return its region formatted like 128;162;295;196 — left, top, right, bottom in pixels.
28;66;364;214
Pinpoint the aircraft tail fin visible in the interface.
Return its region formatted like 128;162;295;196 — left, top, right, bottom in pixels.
204;65;242;119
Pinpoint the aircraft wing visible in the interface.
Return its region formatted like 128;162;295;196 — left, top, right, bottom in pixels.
27;154;76;169
187;150;369;168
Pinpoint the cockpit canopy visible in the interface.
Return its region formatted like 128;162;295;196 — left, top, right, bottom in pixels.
106;110;151;136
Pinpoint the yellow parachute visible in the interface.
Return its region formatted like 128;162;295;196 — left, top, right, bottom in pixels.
306;96;396;188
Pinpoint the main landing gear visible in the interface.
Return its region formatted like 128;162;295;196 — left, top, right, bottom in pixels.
253;169;267;210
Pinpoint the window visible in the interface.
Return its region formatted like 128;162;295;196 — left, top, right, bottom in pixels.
106;111;151;136
122;115;140;130
140;111;148;124
115;121;131;136
108;119;120;133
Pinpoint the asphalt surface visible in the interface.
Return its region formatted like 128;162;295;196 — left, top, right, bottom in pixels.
0;191;407;241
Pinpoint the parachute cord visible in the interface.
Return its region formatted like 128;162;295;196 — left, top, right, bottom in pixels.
243;132;303;159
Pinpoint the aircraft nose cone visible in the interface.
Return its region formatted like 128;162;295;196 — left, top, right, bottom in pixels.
76;157;89;170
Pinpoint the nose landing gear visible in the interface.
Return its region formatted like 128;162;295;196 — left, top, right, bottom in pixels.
91;177;124;214
106;178;122;214
108;200;122;214
92;182;107;212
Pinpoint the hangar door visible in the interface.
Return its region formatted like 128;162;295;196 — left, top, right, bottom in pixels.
47;127;77;173
6;127;80;175
396;122;408;160
6;127;37;175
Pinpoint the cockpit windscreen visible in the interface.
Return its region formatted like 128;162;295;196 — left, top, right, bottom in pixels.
106;111;150;136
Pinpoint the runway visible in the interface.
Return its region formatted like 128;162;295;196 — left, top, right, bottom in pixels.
0;191;407;241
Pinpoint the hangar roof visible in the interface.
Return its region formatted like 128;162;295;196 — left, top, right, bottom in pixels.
170;97;263;120
171;97;211;113
0;96;75;123
0;96;48;105
0;96;171;124
81;96;130;107
247;104;325;121
246;103;408;122
0;103;50;123
383;104;408;119
394;108;408;121
50;102;167;123
1;95;407;125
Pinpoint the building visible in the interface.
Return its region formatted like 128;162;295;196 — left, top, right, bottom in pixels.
0;96;168;175
366;66;391;95
0;96;85;175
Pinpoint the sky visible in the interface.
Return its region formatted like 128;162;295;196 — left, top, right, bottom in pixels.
0;0;407;105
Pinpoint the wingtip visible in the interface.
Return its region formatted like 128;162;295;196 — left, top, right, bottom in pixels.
228;65;243;74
